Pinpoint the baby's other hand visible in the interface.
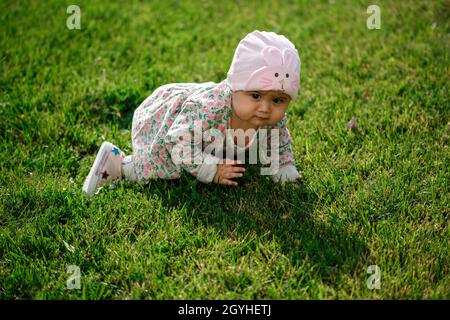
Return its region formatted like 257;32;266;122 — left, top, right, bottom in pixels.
271;164;301;184
213;159;246;186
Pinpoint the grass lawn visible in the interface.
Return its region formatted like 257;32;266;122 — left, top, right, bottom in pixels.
0;0;448;299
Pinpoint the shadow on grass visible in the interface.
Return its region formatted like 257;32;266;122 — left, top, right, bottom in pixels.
138;163;369;281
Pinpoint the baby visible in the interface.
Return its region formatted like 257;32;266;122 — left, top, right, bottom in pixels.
83;30;302;196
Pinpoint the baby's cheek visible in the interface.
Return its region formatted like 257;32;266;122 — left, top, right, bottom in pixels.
242;103;257;116
273;110;287;123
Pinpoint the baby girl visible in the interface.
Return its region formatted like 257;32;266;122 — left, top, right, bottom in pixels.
83;30;302;196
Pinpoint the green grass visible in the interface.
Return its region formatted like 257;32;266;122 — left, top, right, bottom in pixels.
0;0;449;299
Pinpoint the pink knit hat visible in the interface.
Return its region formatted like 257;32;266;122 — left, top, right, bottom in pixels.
227;30;301;100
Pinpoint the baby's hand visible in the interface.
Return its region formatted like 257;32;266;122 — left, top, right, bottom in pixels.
213;159;246;186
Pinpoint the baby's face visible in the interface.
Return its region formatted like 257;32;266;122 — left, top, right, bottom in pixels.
231;90;291;127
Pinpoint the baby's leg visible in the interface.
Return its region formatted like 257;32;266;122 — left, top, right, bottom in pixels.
122;155;138;182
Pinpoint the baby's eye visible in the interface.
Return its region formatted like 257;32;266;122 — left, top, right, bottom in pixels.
273;98;285;104
251;93;261;100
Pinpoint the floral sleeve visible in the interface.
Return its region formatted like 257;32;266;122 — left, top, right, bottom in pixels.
259;114;297;175
274;114;296;169
164;101;222;183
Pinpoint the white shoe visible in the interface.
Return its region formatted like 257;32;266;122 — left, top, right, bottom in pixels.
82;141;124;196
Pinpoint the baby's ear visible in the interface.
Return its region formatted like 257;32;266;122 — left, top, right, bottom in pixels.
282;48;300;71
261;46;283;66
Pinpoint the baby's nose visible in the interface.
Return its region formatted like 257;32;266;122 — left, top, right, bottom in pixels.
259;100;270;112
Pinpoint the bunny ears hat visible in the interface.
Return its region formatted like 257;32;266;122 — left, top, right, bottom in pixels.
227;30;301;100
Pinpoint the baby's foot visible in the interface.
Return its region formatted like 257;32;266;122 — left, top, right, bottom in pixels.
82;141;124;196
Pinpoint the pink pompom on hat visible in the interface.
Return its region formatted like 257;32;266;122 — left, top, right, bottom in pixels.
227;30;301;100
